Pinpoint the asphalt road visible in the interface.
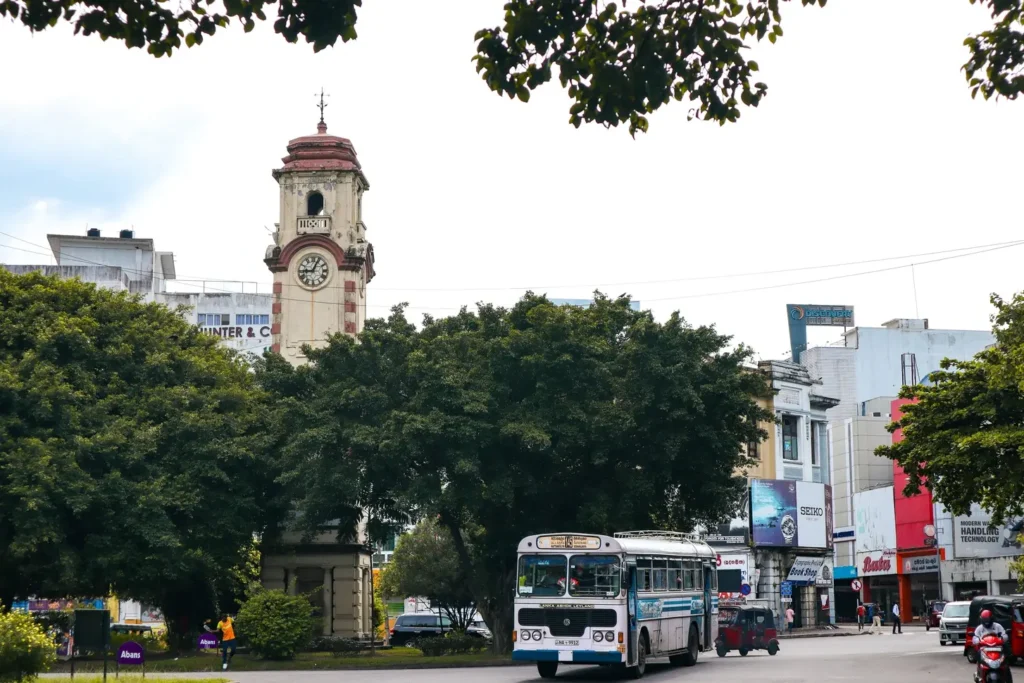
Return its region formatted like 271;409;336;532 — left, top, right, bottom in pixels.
200;630;980;683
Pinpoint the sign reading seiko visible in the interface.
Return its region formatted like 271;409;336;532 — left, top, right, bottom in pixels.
750;479;833;549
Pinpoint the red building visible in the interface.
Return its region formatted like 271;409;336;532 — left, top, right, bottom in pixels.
891;398;943;618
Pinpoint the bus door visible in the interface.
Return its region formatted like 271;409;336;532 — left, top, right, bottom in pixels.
626;560;638;666
703;564;714;649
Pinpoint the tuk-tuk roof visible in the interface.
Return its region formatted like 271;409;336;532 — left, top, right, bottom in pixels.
967;595;1024;627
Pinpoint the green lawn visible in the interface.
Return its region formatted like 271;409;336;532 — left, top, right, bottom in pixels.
49;649;513;672
49;678;226;683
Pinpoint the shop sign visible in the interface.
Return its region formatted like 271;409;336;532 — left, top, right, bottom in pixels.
953;504;1024;559
202;325;271;340
901;554;939;574
787;556;824;584
856;549;896;576
815;562;833;587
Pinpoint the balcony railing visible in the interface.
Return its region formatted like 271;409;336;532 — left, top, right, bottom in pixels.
297;215;331;234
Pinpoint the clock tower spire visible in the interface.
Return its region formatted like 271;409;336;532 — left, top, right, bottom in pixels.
264;114;375;366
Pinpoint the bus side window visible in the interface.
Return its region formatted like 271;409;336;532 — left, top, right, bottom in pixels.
638;558;653;593
653;558;668;591
669;559;683;591
683;560;695;591
711;566;718;592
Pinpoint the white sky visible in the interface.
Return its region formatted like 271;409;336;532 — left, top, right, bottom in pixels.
1;0;1022;360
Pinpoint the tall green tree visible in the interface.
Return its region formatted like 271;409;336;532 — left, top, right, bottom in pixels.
261;293;771;652
0;271;283;642
2;1;1021;133
378;519;477;630
878;292;1024;524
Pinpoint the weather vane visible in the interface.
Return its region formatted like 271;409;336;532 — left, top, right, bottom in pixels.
316;88;329;125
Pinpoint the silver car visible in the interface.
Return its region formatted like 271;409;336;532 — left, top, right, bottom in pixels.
939;601;971;646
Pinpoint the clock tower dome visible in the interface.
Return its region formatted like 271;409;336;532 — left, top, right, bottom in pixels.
264;117;375;366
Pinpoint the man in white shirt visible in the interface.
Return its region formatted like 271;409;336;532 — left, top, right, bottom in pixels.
891;602;902;634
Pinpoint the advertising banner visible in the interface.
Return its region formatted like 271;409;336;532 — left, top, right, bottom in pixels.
856;549;896;576
900;554;939;574
854;486;896;554
787;556;825;584
816;560;834;587
706;519;750;546
750;479;833;548
953;504;1024;559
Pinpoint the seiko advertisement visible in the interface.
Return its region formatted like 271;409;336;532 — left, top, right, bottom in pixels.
749;479;834;549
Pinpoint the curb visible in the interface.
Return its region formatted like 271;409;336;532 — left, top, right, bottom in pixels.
778;630;868;640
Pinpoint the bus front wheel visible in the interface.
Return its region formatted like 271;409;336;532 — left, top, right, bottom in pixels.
628;632;648;679
537;662;558;679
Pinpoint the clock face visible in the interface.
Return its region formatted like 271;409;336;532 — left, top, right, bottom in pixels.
297;254;329;288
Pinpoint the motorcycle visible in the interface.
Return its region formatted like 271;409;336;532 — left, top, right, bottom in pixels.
975;634;1012;683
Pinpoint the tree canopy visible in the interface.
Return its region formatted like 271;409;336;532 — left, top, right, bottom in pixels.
260;293;772;651
878;292;1024;525
378;519;476;630
2;0;1021;134
0;270;283;638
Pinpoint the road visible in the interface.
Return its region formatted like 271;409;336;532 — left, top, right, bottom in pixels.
203;630;978;683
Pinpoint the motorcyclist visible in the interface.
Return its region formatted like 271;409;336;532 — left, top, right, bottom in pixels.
973;610;1012;683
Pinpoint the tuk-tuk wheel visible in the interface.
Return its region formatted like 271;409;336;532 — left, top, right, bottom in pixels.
739;648;749;657
967;648;979;664
716;645;727;658
768;642;779;656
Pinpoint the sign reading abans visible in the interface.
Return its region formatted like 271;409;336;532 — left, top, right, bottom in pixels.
197;633;219;650
536;535;601;550
117;641;145;665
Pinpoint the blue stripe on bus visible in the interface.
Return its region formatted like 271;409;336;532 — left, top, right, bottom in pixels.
512;650;624;664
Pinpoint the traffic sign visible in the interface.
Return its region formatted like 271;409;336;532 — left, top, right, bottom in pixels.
740;583;751;596
780;581;793;597
851;579;862;591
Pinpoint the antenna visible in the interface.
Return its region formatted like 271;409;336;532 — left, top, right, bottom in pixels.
315;88;330;125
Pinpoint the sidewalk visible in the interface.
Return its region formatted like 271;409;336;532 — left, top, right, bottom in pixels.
778;624;865;639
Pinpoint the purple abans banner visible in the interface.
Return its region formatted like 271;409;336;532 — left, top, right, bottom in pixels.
197;633;219;649
117;641;144;665
750;479;798;547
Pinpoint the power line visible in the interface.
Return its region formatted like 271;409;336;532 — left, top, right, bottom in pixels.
3;229;1022;295
3;232;1022;310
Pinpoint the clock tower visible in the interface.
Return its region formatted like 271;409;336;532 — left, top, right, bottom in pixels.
264;115;375;366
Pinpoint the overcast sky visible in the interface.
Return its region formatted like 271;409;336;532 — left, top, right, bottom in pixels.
2;0;1022;360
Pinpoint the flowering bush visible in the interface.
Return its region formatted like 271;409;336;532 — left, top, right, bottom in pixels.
0;609;57;682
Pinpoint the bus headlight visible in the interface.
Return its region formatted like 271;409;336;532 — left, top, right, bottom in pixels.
532;630;542;641
594;631;604;642
522;630;532;641
605;631;614;641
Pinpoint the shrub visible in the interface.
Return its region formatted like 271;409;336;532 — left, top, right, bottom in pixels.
0;609;57;682
234;589;313;660
109;632;167;653
414;633;487;657
308;637;363;656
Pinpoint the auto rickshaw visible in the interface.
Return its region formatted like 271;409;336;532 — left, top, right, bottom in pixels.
963;595;1024;664
924;600;947;630
715;605;780;657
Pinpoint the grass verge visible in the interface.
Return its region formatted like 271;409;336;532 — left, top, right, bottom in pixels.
48;649;514;672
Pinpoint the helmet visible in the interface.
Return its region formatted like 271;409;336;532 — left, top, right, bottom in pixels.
981;609;993;626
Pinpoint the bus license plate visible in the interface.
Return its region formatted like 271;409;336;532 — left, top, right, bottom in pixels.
554;640;579;646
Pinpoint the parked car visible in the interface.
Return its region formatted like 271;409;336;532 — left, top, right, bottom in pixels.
467;618;492;641
925;600;947;630
938;601;970;645
389;612;452;647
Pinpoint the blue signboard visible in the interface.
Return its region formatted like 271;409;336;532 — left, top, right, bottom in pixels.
833;565;858;580
780;581;793;597
786;303;854;360
740;583;751;596
750;479;798;547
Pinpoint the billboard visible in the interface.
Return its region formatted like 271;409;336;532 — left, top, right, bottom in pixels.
706;519;750;546
786;303;855;360
953;504;1024;559
854;485;897;576
749;479;834;548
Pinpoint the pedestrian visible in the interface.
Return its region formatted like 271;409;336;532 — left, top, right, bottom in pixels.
785;605;795;634
871;604;882;632
205;613;237;670
857;602;866;632
891;602;902;634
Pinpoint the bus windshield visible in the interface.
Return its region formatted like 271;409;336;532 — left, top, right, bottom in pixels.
569;555;622;597
518;555;568;597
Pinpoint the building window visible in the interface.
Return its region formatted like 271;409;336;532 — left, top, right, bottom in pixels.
782;415;799;461
198;314;229;326
260;314;269;325
307;191;325;216
811;423;820;466
747;440;759;461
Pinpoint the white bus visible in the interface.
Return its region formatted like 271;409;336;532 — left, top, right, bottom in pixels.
512;531;719;679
